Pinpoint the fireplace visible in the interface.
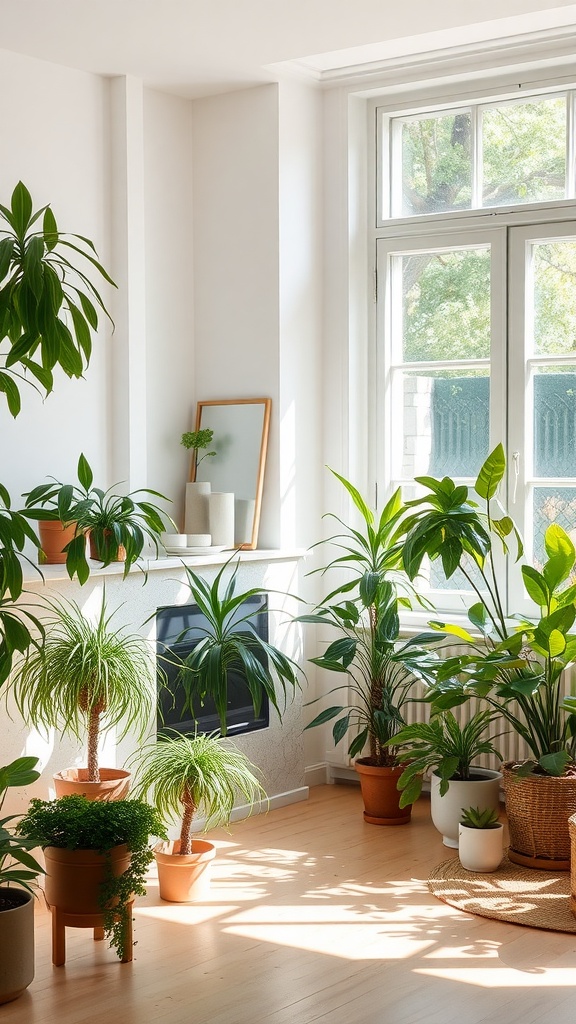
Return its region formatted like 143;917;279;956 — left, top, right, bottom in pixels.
155;594;270;738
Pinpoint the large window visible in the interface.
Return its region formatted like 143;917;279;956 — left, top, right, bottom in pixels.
375;86;576;613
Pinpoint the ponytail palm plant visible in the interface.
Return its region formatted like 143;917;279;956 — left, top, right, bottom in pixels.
132;730;266;854
10;597;155;782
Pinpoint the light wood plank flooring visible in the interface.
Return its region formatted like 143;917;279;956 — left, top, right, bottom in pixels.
3;784;576;1024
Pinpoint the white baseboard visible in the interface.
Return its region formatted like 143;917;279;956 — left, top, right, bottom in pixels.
304;762;330;787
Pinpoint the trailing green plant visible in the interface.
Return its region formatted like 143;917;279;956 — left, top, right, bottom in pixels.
23;452;173;581
168;557;302;737
10;595;156;783
392;709;503;808
17;795;166;960
460;805;501;829
0;181;115;415
131;729;266;855
402;444;576;777
299;470;441;767
181;429;216;474
0;757;44;894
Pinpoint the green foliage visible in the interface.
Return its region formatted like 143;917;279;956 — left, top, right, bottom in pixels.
171;557;302;737
403;445;576;775
180;429;216;470
393;710;502;808
132;729;266;853
23;453;174;581
460;805;501;829
10;596;156;782
17;795;166;960
300;471;443;768
0;757;44;893
0;487;45;686
0;181;115;415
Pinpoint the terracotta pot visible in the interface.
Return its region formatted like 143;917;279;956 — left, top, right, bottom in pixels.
458;822;504;872
154;839;216;902
431;768;502;849
0;889;34;1004
44;844;131;916
354;760;412;825
503;763;576;870
38;519;78;564
89;532;127;562
53;767;131;801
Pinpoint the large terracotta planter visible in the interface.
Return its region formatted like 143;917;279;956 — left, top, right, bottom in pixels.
431;768;502;848
53;767;131;801
44;844;134;964
502;763;576;870
38;519;78;564
354;760;412;825
0;889;34;1004
154;839;216;902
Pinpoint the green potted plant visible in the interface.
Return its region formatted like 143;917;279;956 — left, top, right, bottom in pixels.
392;709;503;846
402;444;576;867
299;470;442;824
458;805;504;872
0;182;115;685
0;757;44;1004
181;429;216;476
17;795;166;964
23;452;174;580
169;557;302;737
10;596;156;799
181;429;217;535
132;729;266;902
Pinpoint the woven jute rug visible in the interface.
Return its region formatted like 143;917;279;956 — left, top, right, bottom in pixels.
428;855;576;933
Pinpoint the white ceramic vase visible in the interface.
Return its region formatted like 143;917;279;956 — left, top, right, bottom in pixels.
458;822;504;872
430;768;503;848
184;481;211;534
208;492;235;548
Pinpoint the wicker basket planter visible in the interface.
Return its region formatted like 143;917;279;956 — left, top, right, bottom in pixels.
502;763;576;871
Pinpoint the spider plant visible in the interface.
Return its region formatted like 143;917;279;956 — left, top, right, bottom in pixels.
131;729;266;854
10;596;155;783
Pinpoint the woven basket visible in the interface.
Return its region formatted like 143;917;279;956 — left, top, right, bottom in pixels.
569;815;576;918
502;763;576;869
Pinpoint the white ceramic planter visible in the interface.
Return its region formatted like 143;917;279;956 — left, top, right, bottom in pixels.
184;481;211;534
208;491;235;548
430;768;502;848
458;822;504;872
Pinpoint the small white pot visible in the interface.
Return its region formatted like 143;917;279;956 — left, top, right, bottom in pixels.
430;768;502;848
458;822;504;872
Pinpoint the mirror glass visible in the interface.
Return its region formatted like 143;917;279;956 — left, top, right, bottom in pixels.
192;398;271;549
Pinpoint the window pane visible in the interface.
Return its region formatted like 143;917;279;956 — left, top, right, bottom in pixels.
533;487;576;574
482;97;566;208
400;111;472;216
533;241;576;356
533;368;576;477
401;248;490;362
399;370;490;481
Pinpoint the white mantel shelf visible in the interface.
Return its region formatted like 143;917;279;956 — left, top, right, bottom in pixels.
21;547;308;584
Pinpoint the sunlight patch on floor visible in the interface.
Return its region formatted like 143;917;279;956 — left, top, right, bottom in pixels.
415;967;576;986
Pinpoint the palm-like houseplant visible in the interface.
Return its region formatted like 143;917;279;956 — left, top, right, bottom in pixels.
132;729;266;902
402;443;576;865
169;557;302;737
300;471;443;823
0;182;115;686
10;596;156;796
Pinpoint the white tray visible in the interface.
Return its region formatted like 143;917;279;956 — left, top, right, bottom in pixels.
163;544;227;556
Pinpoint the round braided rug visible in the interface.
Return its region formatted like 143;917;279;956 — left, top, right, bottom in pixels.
428;855;576;933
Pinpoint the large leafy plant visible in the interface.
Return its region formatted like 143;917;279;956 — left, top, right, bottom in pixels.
132;729;266;855
10;596;156;783
300;471;442;767
170;558;302;737
402;444;576;777
0;757;44;894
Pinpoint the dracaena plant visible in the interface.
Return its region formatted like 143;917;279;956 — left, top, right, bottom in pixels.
0;757;44;894
300;471;442;767
402;444;576;777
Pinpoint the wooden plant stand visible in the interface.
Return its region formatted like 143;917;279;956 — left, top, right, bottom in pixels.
50;902;134;966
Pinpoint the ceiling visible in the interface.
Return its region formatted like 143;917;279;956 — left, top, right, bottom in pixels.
1;0;576;98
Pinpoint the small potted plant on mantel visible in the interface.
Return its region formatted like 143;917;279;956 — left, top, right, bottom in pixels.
9;596;156;799
132;729;266;903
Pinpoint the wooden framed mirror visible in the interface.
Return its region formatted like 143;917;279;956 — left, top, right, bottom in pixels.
191;398;271;550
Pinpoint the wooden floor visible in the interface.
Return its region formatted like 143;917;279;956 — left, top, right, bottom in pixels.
4;784;576;1024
